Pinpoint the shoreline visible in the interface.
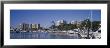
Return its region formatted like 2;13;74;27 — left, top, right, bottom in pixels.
10;31;79;36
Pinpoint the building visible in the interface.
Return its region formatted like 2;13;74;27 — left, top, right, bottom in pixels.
37;24;40;29
56;21;60;26
10;25;14;32
30;24;37;31
18;23;29;31
51;21;55;26
18;24;22;31
74;21;77;24
30;24;40;31
56;20;66;26
76;21;82;28
70;21;75;24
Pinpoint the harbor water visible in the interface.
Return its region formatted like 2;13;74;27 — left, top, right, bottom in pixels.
10;32;80;39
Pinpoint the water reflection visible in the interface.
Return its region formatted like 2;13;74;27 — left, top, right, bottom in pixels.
10;32;79;39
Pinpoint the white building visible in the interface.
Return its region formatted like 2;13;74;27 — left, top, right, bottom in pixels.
55;20;66;26
70;21;75;24
56;20;60;26
18;23;29;31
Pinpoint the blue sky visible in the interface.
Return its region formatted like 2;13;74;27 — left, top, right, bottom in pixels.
10;10;101;28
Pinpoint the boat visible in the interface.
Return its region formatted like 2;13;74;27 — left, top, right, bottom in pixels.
67;30;75;34
62;31;67;33
15;29;20;33
32;31;37;32
92;27;101;39
21;30;27;32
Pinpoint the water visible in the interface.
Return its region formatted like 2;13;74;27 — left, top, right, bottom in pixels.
10;32;80;39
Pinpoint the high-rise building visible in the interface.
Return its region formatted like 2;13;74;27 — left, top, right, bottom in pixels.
30;24;36;31
19;24;22;31
70;21;75;24
56;21;60;26
36;24;40;29
56;20;66;26
18;23;29;31
30;24;40;31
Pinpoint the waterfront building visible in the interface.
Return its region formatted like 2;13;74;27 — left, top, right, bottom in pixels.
18;24;22;31
10;26;14;32
56;21;60;26
73;21;81;27
70;21;75;24
30;24;40;31
18;23;29;31
74;21;78;24
30;24;37;31
71;20;82;25
51;21;55;26
37;24;40;29
56;20;66;26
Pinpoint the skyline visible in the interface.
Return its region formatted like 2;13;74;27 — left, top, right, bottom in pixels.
10;10;101;28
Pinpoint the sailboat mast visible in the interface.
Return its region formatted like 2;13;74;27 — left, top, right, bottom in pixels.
91;10;92;31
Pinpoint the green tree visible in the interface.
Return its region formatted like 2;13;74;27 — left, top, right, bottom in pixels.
92;21;100;32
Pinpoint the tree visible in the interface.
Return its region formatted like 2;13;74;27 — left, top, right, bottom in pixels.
92;21;101;32
79;19;91;39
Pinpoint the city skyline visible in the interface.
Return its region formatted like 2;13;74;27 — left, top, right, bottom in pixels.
10;10;101;28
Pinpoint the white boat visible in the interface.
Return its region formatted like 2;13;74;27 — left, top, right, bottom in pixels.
40;30;45;32
92;32;101;39
21;30;27;32
67;30;75;34
92;27;101;39
62;31;67;33
80;34;87;38
32;31;37;32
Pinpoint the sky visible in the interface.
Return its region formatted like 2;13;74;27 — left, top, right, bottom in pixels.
10;10;101;28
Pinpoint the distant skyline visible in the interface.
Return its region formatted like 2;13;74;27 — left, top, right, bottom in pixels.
10;10;101;28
